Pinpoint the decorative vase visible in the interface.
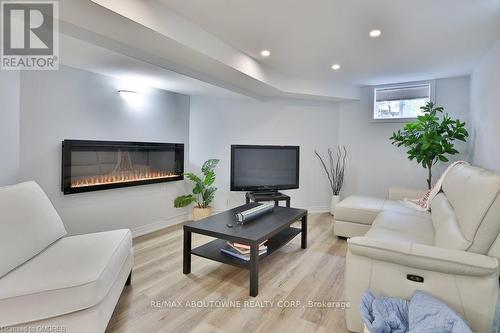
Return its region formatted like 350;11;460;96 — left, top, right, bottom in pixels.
330;195;341;215
193;206;212;221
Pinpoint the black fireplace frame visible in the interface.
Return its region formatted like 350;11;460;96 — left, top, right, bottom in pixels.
61;140;184;194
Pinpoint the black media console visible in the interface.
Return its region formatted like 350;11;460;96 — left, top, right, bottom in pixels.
245;191;290;208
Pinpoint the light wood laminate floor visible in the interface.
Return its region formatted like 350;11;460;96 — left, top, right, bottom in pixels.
107;213;348;333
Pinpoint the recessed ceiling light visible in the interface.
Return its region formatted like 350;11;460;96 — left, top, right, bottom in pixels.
260;50;271;57
331;64;341;71
369;29;382;38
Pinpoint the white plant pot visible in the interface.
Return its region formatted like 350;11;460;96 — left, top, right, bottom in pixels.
330;195;341;215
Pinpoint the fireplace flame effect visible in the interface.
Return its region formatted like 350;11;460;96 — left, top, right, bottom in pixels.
71;170;180;188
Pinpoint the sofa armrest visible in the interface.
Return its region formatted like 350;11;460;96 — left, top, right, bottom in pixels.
388;187;428;201
348;237;498;277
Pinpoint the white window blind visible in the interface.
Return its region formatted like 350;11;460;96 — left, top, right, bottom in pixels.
372;82;433;120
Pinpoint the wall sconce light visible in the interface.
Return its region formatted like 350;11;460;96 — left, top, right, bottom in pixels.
118;90;145;107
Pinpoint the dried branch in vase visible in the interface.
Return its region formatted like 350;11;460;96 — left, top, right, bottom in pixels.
314;146;348;196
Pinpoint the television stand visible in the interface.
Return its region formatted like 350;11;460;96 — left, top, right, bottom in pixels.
246;191;290;208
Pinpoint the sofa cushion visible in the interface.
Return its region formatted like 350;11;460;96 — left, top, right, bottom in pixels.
470;187;500;255
0;229;132;327
334;195;385;225
381;200;431;218
335;195;429;226
366;211;434;246
0;181;67;278
442;164;500;254
431;193;470;251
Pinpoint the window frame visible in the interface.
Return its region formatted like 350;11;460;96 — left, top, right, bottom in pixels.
369;80;436;123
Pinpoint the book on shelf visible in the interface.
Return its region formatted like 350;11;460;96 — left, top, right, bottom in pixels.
226;241;267;255
220;244;267;261
232;241;267;250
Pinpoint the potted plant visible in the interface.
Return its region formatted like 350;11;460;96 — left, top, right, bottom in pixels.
314;146;348;215
174;159;219;221
390;101;468;189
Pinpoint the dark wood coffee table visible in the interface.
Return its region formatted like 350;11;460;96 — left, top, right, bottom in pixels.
183;203;308;297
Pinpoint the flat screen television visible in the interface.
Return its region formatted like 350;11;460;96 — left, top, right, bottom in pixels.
230;145;300;192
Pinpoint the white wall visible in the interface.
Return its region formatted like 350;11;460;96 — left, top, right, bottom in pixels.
470;38;500;172
338;76;470;197
0;71;20;186
189;77;470;211
18;65;191;235
2;62;472;235
189;97;339;212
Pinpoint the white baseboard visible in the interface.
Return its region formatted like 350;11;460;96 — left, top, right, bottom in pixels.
305;206;331;213
131;213;189;238
132;205;331;238
216;206;331;214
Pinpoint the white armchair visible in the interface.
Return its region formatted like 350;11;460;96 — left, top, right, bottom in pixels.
0;181;133;332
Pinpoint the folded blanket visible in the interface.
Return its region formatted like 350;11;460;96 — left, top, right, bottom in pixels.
492;294;500;333
360;291;408;333
408;291;472;333
360;290;472;333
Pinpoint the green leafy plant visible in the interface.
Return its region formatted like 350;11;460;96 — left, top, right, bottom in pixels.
390;101;468;189
174;159;219;208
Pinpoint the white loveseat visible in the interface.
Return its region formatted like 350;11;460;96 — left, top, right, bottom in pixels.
0;181;133;332
337;164;500;333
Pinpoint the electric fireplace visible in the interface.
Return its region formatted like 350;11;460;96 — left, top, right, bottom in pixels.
62;140;184;194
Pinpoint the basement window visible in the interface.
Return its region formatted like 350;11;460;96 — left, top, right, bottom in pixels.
371;81;435;121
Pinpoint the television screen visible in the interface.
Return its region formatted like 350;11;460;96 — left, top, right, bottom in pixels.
231;145;299;191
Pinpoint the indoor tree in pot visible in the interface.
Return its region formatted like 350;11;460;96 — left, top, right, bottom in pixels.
314;146;348;215
390;101;468;189
174;159;219;221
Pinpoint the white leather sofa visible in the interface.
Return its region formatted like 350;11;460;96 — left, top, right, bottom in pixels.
0;181;133;332
339;164;500;333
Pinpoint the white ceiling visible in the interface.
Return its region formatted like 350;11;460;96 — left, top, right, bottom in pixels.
159;0;500;86
59;0;500;101
64;0;358;101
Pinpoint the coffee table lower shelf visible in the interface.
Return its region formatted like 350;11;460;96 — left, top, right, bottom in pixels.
190;226;301;268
